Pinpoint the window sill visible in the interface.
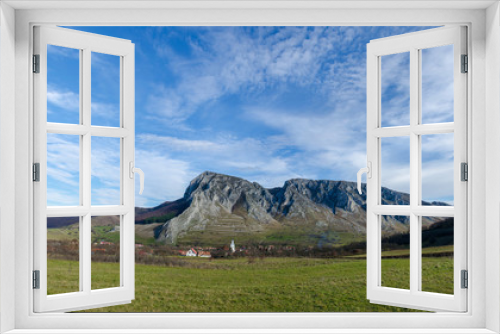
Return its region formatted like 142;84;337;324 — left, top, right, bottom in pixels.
3;329;498;334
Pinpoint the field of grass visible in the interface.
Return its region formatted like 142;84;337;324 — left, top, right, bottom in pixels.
47;260;121;295
46;254;453;313
261;229;363;247
380;257;453;294
347;245;454;259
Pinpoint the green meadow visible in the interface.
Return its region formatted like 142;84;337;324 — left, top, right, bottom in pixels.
46;252;453;313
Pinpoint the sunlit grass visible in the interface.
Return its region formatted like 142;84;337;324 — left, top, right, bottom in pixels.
45;255;453;313
47;259;79;295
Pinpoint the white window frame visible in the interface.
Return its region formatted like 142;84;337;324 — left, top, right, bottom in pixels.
33;26;136;313
366;26;468;312
1;1;499;333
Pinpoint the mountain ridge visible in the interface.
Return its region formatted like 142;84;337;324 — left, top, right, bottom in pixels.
48;171;448;247
155;171;445;245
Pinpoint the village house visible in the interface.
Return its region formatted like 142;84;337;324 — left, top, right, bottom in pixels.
178;248;211;258
91;248;106;255
185;248;197;257
197;251;211;258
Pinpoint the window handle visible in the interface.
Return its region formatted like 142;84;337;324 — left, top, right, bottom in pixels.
357;162;372;195
129;162;145;195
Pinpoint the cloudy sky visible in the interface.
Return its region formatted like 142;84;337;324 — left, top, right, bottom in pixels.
46;26;455;207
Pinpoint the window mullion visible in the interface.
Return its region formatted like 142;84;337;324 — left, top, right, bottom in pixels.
416;47;423;293
82;47;92;294
409;47;421;294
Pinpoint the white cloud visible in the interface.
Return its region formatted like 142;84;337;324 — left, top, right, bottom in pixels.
89;137;121;205
45;132;197;207
92;188;121;206
91;137;121;187
91;102;120;124
46;134;80;206
380;137;410;193
47;87;79;112
380;52;411;127
146;82;219;126
244;105;367;183
141;27;380;193
138;133;292;174
381;163;411;194
146;27;342;126
47;188;79;207
47;134;79;186
134;150;196;206
421;133;454;202
136;132;298;197
422;160;454;203
137;134;220;152
421;44;454;123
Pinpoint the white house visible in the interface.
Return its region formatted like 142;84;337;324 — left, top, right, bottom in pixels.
185;248;197;257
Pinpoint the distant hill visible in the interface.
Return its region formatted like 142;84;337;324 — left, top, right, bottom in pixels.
135;198;189;225
382;217;454;250
48;171;448;247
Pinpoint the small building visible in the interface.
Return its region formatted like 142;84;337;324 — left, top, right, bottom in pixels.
197;251;211;258
99;241;113;245
186;248;197;257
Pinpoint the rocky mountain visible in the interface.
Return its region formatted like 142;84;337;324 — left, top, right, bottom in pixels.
155;171;445;246
48;171;447;247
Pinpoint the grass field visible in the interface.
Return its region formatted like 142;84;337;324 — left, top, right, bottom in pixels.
46;253;453;313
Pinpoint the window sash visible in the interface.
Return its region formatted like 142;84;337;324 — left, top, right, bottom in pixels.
366;26;468;312
32;25;136;313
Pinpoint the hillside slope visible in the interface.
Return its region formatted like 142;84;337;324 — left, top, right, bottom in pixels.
156;171;443;246
48;172;447;246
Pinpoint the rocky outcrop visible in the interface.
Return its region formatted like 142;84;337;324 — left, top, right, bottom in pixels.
156;171;441;245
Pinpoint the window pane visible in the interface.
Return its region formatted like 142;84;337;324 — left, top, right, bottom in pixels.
381;137;410;205
47;216;80;295
381;52;410;127
421;133;454;205
91;215;121;290
381;215;410;290
47;45;80;124
47;133;80;206
91;137;121;205
421;216;454;294
91;52;120;127
421;45;454;124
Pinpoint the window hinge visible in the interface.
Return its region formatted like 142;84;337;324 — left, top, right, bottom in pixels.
461;54;468;73
33;54;40;73
461;162;468;182
33;163;40;182
461;270;468;289
33;270;40;289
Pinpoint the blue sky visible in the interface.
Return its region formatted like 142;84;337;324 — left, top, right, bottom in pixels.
46;26;455;207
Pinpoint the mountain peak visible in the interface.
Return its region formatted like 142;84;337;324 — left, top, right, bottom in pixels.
154;172;448;245
158;172;417;245
184;171;253;199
